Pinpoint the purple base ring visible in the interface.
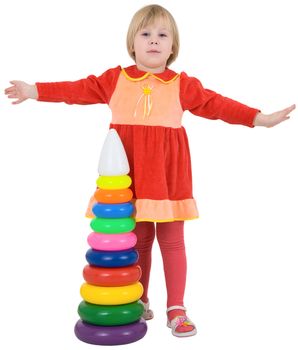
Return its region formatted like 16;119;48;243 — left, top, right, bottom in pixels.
74;318;147;345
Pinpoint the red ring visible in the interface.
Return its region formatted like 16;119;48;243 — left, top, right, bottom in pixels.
83;264;142;287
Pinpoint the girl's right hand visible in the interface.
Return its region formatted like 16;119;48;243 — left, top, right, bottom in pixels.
4;81;38;104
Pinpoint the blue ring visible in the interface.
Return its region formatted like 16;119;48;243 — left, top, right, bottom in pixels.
92;202;134;218
86;248;139;267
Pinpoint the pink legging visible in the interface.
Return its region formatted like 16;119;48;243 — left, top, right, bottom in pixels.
134;221;186;308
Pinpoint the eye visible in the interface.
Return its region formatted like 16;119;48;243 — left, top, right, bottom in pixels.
141;32;149;37
159;33;167;37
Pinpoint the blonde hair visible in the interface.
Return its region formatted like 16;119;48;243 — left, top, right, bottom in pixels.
126;4;180;66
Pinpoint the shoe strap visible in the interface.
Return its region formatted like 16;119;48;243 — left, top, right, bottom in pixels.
139;300;150;310
166;305;187;313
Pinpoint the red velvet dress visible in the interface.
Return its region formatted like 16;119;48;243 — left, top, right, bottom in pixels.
36;65;259;222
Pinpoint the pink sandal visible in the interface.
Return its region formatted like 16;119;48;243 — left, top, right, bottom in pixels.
166;305;197;337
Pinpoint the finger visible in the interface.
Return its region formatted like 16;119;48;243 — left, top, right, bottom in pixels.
282;104;296;114
279;116;290;125
12;98;25;105
274;105;295;119
7;94;17;98
7;93;21;99
4;87;16;94
280;115;290;121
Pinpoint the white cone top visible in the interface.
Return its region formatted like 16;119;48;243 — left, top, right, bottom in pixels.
98;129;130;175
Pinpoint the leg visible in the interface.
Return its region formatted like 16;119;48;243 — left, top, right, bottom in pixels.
156;221;196;336
156;221;186;308
134;221;155;304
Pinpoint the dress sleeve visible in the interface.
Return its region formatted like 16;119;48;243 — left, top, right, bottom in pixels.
36;66;121;105
180;72;260;128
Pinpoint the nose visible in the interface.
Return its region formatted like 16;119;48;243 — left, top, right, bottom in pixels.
149;37;159;45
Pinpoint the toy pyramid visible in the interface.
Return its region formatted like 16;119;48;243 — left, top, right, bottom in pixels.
74;129;147;345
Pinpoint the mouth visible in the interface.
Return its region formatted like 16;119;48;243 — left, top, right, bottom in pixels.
147;50;161;54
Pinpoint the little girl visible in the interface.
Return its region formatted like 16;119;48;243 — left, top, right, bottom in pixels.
4;4;295;338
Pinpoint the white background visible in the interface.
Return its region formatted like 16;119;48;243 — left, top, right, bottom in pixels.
0;0;297;349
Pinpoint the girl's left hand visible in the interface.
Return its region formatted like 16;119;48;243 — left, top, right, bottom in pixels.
253;104;295;127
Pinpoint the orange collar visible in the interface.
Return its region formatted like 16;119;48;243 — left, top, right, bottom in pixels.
122;65;179;83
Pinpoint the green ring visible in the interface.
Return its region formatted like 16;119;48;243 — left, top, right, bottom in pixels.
78;301;144;326
90;217;136;233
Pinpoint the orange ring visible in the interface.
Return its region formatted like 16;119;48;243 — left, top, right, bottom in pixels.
83;264;142;287
94;188;133;204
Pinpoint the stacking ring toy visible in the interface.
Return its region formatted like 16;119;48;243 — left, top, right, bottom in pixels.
90;217;136;233
96;175;132;190
92;202;134;218
86;248;138;267
83;264;142;286
78;301;144;326
74;319;147;346
94;188;133;204
80;282;143;305
87;232;137;251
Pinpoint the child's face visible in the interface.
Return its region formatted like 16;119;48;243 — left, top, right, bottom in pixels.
133;18;173;73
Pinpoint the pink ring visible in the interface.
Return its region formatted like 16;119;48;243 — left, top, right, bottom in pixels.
87;232;137;251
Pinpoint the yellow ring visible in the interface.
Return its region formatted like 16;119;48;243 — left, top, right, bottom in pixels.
80;282;143;305
96;175;132;190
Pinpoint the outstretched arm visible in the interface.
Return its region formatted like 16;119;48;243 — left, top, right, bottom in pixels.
180;72;295;128
4;66;121;106
253;105;295;127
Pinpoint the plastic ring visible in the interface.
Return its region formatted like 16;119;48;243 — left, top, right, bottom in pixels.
96;175;132;190
78;301;144;326
80;282;143;305
86;248;138;267
87;232;137;251
94;188;133;204
83;264;142;286
92;202;134;218
90;217;136;234
74;318;147;345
